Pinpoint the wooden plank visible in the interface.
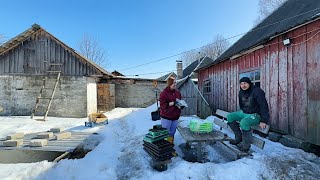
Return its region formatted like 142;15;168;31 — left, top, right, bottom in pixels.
230;61;234;111
218;65;222;109
5;52;9;73
9;50;13;73
287;31;294;135
278;43;289;133
215;109;270;134
72;56;76;75
292;26;308;140
306;22;320;146
177;126;230;143
75;57;79;76
235;64;239;110
265;46;270;116
227;61;231;111
177;126;195;142
213;117;265;149
226;62;229;111
0;54;4;74
219;141;251;159
269;38;279;131
216;109;229;119
0;132;94;152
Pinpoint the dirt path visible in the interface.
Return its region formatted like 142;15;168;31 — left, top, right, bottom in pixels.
115;117;146;180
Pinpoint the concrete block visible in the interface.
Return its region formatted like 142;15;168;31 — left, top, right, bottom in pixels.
36;132;53;139
54;132;72;140
279;135;308;149
29;139;48;147
267;132;282;142
6;132;24;140
49;128;64;133
3;139;23;147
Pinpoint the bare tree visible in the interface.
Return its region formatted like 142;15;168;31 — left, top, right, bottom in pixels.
200;34;230;60
180;34;230;67
255;0;287;24
78;33;109;69
180;49;202;69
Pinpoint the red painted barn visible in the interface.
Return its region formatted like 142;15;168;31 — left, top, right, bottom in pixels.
195;0;320;146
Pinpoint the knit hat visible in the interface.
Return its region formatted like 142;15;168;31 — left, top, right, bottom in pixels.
240;77;252;84
167;77;175;87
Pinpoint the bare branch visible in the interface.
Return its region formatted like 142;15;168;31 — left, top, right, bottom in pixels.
180;34;230;67
78;33;109;69
180;49;202;68
255;0;287;24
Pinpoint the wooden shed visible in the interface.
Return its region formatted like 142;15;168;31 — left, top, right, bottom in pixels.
177;57;213;118
195;0;320;146
0;24;113;117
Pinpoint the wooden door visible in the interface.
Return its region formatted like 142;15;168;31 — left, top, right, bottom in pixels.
97;84;115;112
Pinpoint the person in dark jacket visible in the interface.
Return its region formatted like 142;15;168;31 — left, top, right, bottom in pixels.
159;77;182;145
227;77;269;151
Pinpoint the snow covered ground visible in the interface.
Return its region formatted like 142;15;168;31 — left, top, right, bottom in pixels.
0;105;319;180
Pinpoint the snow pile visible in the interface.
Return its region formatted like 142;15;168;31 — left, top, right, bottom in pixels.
0;105;319;180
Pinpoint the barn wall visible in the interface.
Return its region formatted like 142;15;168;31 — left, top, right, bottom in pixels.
198;19;320;145
115;81;167;108
0;75;95;118
0;29;101;76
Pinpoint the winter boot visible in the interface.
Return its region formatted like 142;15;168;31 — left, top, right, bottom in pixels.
166;136;174;144
228;121;242;145
237;130;252;152
166;136;178;157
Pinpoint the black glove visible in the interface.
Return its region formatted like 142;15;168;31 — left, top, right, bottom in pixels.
180;106;185;110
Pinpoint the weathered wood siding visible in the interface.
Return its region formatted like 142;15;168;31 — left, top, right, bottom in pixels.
179;79;198;116
0;29;101;76
179;79;213;118
198;20;320;145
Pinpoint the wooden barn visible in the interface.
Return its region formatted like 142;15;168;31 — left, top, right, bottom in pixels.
195;0;320;146
0;24;113;118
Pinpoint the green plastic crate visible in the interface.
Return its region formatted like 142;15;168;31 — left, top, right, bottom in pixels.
148;129;169;137
189;119;213;133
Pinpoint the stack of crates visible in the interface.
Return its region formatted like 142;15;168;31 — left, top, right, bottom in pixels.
143;125;175;171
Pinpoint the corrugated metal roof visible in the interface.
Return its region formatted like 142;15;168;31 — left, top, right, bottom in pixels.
0;24;113;77
197;0;320;71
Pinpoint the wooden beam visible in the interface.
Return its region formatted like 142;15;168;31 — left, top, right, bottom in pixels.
215;109;270;134
230;45;264;60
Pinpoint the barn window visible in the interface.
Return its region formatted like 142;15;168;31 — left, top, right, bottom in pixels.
203;79;211;93
239;70;260;87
